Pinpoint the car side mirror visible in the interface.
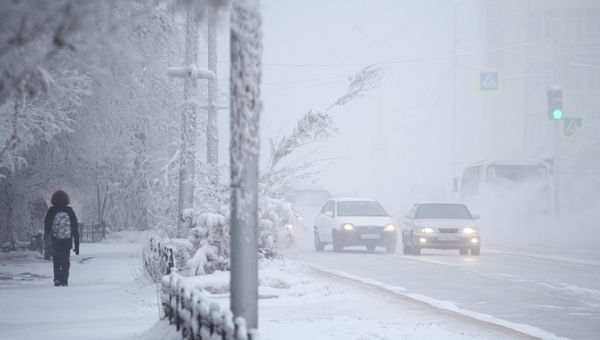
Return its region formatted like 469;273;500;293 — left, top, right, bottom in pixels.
325;211;333;217
472;214;480;220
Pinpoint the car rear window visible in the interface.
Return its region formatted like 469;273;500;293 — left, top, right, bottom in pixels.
337;201;387;217
416;204;472;219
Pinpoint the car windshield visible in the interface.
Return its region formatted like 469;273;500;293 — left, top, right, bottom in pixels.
337;201;388;217
290;190;331;207
416;204;472;219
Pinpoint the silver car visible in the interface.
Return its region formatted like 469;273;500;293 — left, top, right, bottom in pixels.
401;203;480;255
313;198;398;253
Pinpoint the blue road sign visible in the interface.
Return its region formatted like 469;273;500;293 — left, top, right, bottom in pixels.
561;116;583;138
478;71;501;93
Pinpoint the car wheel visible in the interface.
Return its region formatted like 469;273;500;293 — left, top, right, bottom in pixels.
459;248;468;255
314;230;325;251
332;231;343;253
386;243;396;254
411;243;421;255
402;236;412;255
402;243;411;255
471;246;480;256
366;245;376;252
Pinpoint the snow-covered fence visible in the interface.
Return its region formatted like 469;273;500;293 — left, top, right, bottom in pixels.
143;237;177;282
161;272;259;340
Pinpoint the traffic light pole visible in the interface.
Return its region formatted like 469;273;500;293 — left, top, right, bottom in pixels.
547;86;562;217
553;120;560;217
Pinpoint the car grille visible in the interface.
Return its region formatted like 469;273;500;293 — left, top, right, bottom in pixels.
357;226;384;232
438;228;459;234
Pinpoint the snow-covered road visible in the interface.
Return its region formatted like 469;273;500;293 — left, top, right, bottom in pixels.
282;231;600;340
2;233;596;339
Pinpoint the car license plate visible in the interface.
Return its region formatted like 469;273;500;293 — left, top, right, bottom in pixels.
438;235;459;241
361;234;380;239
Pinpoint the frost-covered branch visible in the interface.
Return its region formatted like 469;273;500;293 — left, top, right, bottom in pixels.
327;64;383;110
264;108;337;174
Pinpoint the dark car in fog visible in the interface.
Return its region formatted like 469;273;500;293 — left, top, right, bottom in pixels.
401;203;480;256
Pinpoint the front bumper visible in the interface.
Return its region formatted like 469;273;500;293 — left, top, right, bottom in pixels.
338;228;397;247
411;233;480;249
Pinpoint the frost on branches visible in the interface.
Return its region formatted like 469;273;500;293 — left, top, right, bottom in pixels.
187;212;229;275
164;64;383;277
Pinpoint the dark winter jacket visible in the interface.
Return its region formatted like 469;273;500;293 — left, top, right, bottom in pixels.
44;190;80;253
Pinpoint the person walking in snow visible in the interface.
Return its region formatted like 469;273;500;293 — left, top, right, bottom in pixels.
44;190;80;287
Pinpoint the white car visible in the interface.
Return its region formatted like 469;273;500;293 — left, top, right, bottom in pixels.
313;198;397;253
401;203;481;255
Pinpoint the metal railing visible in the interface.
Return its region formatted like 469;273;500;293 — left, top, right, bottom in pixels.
79;222;106;243
145;236;258;340
161;271;259;340
144;237;176;279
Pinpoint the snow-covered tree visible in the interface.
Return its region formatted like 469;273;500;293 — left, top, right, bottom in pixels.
180;64;383;275
0;1;200;239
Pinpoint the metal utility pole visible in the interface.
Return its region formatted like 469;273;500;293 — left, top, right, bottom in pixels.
553;120;560;216
230;0;261;331
168;11;215;239
446;0;463;178
207;6;219;185
452;3;457;177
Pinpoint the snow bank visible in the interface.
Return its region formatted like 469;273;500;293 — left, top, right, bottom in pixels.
178;258;327;301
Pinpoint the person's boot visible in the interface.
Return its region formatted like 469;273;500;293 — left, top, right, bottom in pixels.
54;280;61;286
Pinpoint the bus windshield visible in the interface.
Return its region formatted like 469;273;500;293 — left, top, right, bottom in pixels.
487;165;546;183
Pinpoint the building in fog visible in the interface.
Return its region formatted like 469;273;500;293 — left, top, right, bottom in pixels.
474;0;600;212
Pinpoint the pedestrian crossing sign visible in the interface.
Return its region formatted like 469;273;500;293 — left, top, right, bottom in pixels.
478;71;501;93
561;116;584;139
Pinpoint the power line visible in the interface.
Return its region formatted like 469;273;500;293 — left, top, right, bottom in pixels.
260;38;557;68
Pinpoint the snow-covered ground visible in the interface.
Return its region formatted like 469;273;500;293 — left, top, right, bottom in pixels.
0;232;547;340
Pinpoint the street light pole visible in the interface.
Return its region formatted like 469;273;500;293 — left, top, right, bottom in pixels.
177;11;199;239
167;11;216;239
446;0;466;178
230;0;262;331
354;26;403;134
452;3;457;177
207;6;219;185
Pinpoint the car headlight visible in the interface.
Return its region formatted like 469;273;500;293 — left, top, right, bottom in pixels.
462;227;479;234
286;224;293;230
416;227;435;234
342;223;355;231
384;224;395;232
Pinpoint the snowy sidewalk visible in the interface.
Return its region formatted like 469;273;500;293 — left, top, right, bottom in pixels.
0;243;158;340
1;241;539;340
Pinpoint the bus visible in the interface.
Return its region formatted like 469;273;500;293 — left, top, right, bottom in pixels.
458;157;552;220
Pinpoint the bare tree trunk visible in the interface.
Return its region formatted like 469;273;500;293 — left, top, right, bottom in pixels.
229;0;262;330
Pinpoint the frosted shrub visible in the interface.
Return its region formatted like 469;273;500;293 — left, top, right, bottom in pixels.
185;212;229;275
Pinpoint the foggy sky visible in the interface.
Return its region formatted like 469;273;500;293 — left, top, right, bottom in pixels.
211;1;492;211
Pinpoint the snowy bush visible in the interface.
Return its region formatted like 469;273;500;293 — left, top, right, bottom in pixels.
186;212;229;275
257;197;298;251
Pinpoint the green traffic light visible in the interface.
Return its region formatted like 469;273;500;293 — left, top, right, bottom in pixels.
553;109;563;120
